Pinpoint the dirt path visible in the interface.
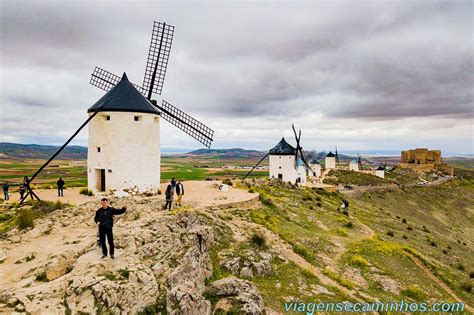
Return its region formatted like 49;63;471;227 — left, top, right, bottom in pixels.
405;252;473;313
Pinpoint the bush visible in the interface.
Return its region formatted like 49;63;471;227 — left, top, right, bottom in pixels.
259;193;275;207
103;272;116;281
430;241;437;247
250;232;266;248
248;188;255;193
118;268;130;279
17;209;35;230
470;271;474;279
31;200;66;214
350;255;369;267
402;218;407;224
344;221;354;228
222;178;233;186
457;263;465;271
292;243;312;261
79;187;93;196
460;282;472;293
342;210;349;216
407;226;413;231
316;202;322;207
386;231;394;237
401;286;425;301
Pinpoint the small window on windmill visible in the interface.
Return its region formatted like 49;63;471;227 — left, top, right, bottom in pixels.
102;115;110;121
154;117;159;123
108;169;112;173
97;147;101;153
134;116;142;122
279;166;282;169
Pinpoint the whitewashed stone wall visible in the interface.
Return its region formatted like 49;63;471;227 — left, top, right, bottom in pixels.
87;111;161;193
325;156;336;169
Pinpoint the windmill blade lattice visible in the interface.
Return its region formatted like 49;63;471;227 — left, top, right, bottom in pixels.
90;67;146;94
161;100;214;148
143;22;175;98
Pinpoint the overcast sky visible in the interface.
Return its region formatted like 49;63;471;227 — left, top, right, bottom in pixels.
0;0;473;154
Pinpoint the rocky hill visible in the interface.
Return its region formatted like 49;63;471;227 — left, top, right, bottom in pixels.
0;175;473;313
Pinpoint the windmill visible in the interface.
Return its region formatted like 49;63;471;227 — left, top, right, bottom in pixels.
20;21;214;203
358;154;363;170
243;124;310;182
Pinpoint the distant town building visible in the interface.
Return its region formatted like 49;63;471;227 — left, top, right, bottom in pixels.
349;160;359;171
325;152;336;169
269;138;307;184
400;148;453;175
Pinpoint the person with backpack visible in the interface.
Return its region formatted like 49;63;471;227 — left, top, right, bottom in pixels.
94;197;126;259
19;184;26;200
175;180;184;207
163;183;174;211
57;178;65;197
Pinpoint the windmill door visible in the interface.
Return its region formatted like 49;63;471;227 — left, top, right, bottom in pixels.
278;174;283;180
98;169;106;192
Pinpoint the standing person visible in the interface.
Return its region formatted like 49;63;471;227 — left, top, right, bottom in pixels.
94;198;126;259
2;182;9;201
19;184;26;200
163;183;174;211
57;178;65;197
171;177;177;188
175;180;184;206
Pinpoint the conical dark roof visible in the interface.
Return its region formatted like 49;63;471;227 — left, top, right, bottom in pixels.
309;157;319;164
269;137;296;155
376;165;385;171
87;73;160;115
326;151;335;157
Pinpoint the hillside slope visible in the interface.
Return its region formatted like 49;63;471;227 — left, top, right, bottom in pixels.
0;176;472;313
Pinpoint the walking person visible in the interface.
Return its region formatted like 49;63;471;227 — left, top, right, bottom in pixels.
94;197;126;259
57;178;65;197
163;183;174;211
2;182;9;201
175;180;184;206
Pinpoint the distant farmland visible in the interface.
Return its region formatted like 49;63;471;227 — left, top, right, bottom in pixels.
0;155;269;189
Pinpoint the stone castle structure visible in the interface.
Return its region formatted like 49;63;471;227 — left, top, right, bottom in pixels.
399;148;453;175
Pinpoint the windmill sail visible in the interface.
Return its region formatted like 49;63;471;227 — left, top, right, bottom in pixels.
142;22;175;98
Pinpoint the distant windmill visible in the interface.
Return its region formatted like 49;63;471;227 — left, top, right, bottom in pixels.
20;21;214;203
243;124;310;184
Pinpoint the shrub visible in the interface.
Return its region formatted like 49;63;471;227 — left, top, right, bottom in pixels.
442;249;448;254
0;213;12;223
407;226;413;231
402;218;407;224
17;209;35;230
386;231;394;237
457;263;465;271
250;232;266;248
316;202;322;207
401;285;425;301
342;210;349;216
248;188;255;193
309;205;314;210
430;241;437;247
31;200;66;214
79;187;93;196
469;271;474;279
403;235;408;240
336;228;348;237
222;179;233;186
460;282;472;293
315;196;322;202
259;193;275;207
118;268;130;279
292;243;312;261
350;255;369;267
103;272;116;281
344;221;354;228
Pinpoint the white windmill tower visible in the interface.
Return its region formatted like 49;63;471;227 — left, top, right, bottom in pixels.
86;22;214;193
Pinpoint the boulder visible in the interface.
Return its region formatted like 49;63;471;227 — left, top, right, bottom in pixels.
205;276;265;314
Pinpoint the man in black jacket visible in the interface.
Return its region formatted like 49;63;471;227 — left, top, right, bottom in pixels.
94;197;126;259
57;178;65;197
